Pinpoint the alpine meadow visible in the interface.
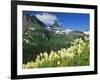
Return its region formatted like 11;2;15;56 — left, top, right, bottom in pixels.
22;11;90;69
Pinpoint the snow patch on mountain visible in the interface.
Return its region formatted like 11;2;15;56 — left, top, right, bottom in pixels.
55;28;72;34
83;31;89;35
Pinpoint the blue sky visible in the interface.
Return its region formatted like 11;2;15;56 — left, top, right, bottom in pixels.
23;11;90;31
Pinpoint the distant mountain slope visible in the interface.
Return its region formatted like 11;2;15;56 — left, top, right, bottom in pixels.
23;14;49;42
68;31;85;36
23;14;46;32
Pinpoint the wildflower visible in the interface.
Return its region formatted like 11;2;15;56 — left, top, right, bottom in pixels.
40;53;43;58
37;55;40;60
25;33;28;35
57;61;60;65
77;49;82;54
43;52;48;59
26;39;29;43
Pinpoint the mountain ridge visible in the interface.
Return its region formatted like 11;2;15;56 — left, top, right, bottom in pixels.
23;14;88;37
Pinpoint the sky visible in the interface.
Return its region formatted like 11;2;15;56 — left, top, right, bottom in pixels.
23;11;90;31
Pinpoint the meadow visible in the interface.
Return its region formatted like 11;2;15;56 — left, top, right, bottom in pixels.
23;34;89;69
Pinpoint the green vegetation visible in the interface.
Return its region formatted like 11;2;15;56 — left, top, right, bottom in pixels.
23;37;89;69
23;32;85;64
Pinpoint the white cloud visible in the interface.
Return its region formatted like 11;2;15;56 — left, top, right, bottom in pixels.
35;13;57;25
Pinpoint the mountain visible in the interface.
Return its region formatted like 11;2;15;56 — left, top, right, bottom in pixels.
23;14;62;33
23;14;48;42
23;14;46;31
68;31;85;35
50;21;61;29
66;30;85;40
23;14;87;41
